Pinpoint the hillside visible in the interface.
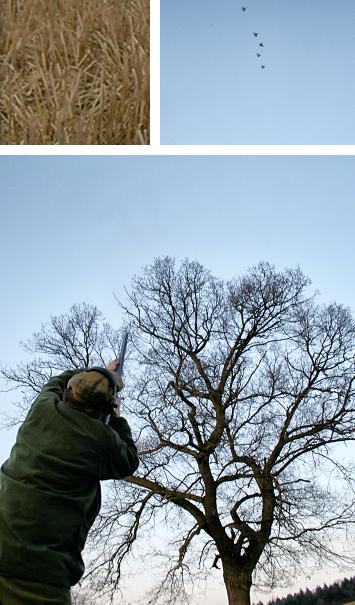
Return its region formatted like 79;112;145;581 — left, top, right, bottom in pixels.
255;577;355;605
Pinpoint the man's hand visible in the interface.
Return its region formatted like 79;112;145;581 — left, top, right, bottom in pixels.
106;359;123;418
106;359;119;372
112;393;121;418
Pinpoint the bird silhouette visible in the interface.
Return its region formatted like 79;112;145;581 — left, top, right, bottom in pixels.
211;555;221;569
239;9;269;71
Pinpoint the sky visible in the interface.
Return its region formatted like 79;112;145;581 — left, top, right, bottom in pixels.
160;0;355;144
0;154;354;603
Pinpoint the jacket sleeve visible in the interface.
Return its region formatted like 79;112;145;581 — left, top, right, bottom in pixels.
101;417;139;481
38;369;83;401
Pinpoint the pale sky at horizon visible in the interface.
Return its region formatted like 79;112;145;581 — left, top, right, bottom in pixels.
161;0;355;144
0;155;354;604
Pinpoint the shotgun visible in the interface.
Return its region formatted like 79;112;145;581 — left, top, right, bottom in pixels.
104;330;129;425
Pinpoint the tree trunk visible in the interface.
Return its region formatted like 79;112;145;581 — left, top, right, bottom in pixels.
222;562;252;605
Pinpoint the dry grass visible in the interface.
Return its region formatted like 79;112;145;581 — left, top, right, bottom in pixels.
0;0;149;144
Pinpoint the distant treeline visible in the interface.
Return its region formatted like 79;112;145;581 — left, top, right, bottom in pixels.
254;576;355;605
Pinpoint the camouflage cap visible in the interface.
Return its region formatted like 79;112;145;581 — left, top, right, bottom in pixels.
67;370;119;407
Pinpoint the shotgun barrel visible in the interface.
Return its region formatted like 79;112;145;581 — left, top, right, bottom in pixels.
116;330;128;381
104;330;129;424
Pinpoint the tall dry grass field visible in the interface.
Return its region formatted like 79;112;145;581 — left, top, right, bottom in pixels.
0;0;149;144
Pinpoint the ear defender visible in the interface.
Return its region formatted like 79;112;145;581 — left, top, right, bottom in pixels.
85;367;123;416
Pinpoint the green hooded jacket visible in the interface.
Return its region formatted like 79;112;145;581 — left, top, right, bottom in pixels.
0;370;139;588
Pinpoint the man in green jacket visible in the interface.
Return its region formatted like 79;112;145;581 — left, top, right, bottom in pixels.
0;361;139;604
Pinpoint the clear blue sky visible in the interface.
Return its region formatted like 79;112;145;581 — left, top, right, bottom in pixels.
161;0;355;144
0;155;354;603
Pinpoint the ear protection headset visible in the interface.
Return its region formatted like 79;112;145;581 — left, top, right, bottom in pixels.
85;367;123;417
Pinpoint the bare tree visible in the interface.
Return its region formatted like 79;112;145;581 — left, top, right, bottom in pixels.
88;258;354;605
71;588;100;605
1;261;355;605
0;302;122;425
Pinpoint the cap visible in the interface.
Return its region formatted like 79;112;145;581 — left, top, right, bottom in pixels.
67;369;119;408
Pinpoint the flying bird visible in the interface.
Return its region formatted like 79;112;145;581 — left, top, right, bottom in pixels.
253;32;258;37
259;42;264;47
261;65;266;69
211;555;221;569
241;6;247;11
256;53;261;57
